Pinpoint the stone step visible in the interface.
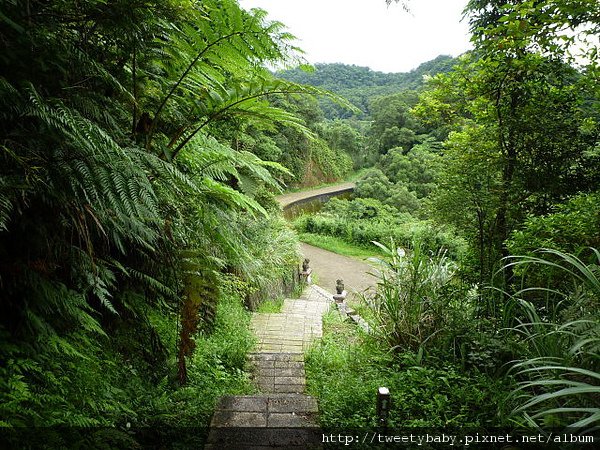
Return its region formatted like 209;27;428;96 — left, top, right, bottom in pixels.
206;394;322;449
250;313;323;352
205;286;333;449
249;352;307;394
205;428;322;449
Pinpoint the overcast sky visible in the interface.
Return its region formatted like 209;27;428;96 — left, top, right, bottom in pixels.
239;0;473;73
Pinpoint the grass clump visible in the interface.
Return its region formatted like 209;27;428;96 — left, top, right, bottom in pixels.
501;249;600;431
257;297;285;313
365;240;456;352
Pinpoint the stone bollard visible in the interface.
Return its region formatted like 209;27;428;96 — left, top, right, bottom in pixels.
300;258;312;284
333;279;347;304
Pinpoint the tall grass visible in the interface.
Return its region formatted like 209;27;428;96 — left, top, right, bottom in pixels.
363;240;456;352
503;249;600;432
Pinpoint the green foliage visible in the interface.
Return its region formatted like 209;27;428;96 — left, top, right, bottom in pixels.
381;142;442;198
0;289;177;429
297;0;600;437
234;94;356;188
501;249;600;432
181;280;255;410
256;297;284;314
508;192;600;259
1;0;599;437
1;273;255;446
355;169;421;213
466;0;600;65
430;124;503;283
308;138;354;183
318;120;370;168
369;92;421;154
506;192;600;290
131;279;255;450
278;57;458;119
306;312;512;431
364;241;457;352
419;49;599;285
294;198;467;260
0;0;315;431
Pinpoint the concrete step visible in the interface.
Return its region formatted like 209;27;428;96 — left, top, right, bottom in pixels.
206;394;322;449
249;352;306;394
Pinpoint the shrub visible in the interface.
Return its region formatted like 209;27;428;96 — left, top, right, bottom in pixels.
305;312;512;431
507;192;600;290
294;200;468;261
363;240;457;352
508;193;600;256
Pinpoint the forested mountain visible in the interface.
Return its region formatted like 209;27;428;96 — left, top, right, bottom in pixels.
277;55;457;118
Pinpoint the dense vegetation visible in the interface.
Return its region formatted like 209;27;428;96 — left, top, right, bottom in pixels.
300;0;600;438
1;0;599;446
278;56;457;119
0;0;352;444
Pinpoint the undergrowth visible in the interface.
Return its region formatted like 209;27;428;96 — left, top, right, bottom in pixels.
306;311;514;433
1;277;255;448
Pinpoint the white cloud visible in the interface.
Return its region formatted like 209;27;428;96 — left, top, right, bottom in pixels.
239;0;473;72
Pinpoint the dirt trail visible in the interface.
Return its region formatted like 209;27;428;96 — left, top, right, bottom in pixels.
300;243;376;301
277;182;377;300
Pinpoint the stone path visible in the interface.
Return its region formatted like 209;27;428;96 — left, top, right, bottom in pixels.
248;353;306;394
206;285;331;449
250;285;331;354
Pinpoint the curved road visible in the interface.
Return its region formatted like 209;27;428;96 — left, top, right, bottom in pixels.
277;183;377;301
277;182;355;208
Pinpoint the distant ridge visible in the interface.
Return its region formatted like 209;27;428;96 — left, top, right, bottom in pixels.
277;55;457;119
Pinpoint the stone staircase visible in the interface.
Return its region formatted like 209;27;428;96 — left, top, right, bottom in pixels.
205;285;331;449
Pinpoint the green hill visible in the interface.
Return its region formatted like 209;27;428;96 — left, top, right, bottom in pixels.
277;55;458;118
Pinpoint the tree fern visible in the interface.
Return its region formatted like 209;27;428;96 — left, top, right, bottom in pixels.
0;0;326;427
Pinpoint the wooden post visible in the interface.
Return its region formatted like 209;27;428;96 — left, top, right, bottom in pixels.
376;387;390;430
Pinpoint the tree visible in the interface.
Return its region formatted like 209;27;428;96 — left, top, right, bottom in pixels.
0;0;327;426
407;0;596;316
382;141;441;199
319;120;368;168
431;124;503;286
355;169;420;214
369;93;421;153
466;0;600;65
419;51;598;295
